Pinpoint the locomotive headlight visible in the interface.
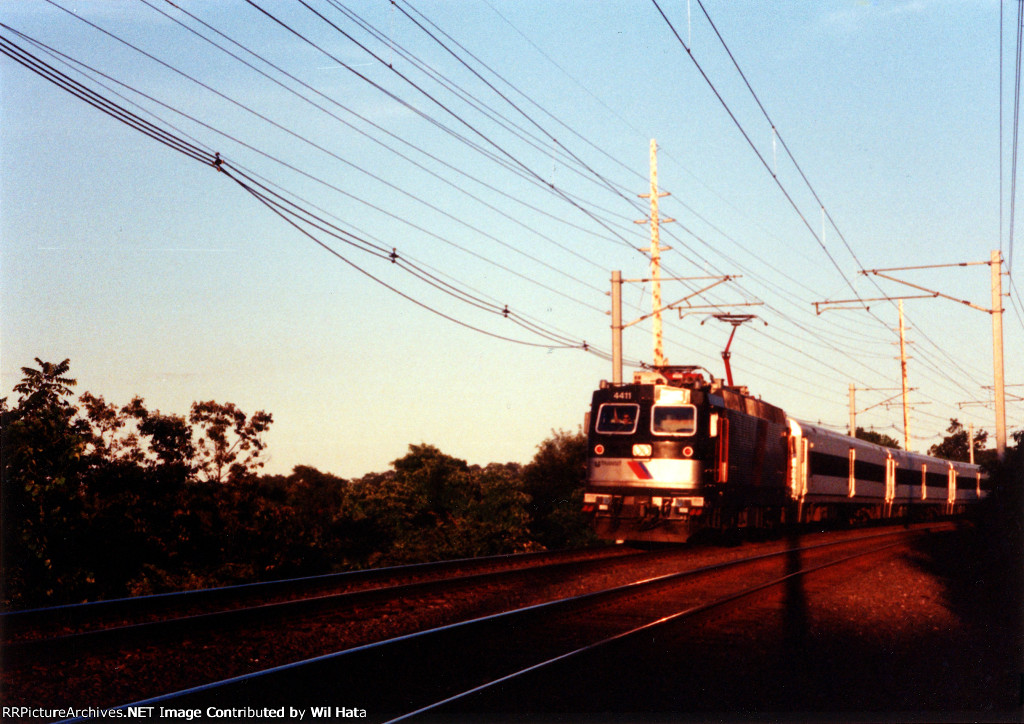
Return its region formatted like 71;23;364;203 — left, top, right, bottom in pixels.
594;444;605;455
632;444;652;457
682;446;694;457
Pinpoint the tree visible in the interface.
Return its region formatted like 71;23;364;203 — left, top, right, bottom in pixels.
2;358;288;605
460;463;535;556
2;359;93;606
928;418;989;462
377;444;476;562
189;400;273;484
76;394;203;597
258;466;354;572
123;397;196;477
13;358;77;411
855;427;901;450
392;443;470;514
79;392;132;461
346;445;536;566
520;428;596;549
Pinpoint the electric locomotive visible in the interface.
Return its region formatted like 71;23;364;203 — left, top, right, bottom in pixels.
583;365;791;542
583;365;986;543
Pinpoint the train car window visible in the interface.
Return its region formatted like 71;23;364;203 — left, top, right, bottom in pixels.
651;405;697;436
595;403;639;434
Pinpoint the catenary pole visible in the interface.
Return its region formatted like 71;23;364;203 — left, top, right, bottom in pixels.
898;300;911;451
849;383;856;437
637;139;672;367
843;252;1009;461
991;249;1007;459
611;270;623;385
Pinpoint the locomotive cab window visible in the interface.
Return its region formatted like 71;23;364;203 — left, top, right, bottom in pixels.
651;405;697;436
595;403;639;434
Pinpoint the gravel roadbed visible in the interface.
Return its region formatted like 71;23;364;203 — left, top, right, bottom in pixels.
4;523;1015;723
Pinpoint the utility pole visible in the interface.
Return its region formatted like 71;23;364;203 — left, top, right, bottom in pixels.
847;386;915;441
611;270;623;385
990;249;1007;459
898;300;911;451
610;142;765;383
608;272;751;384
636;139;673;368
819;252;1009;460
849;383;855;436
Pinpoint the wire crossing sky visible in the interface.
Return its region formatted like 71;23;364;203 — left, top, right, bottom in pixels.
2;0;1021;477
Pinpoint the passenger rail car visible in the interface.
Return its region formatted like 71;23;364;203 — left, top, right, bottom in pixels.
791;420;984;520
583;366;986;543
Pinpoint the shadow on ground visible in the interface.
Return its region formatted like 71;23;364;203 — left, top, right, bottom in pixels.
431;488;1023;723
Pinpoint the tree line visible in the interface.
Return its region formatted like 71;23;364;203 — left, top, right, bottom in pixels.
1;359;593;609
856;419;994;464
5;358;1019;611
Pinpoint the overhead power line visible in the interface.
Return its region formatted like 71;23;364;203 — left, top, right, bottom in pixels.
253;0;643;254
140;0;624;275
0;25;625;359
650;0;993;396
6;3;1009;439
1009;0;1023;274
24;3;626;313
650;0;856;296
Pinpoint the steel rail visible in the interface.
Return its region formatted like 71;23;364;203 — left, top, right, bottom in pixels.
54;527;933;723
391;534;913;720
4;545;638;665
2;544;627;635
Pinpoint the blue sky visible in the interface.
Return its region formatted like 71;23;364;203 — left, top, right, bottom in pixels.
2;0;1021;478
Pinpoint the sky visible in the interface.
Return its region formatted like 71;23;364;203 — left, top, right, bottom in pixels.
2;0;1022;479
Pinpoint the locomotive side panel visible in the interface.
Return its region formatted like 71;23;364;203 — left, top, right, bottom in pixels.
711;404;790;510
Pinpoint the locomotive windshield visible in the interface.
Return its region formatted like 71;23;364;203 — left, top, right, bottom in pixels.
595;403;639;434
651;405;697;435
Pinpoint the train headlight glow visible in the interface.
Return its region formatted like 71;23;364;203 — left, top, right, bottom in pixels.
594;444;605;455
682;446;694;457
632;444;652;457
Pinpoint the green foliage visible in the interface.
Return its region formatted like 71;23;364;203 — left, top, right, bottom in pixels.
521;428;597;549
189;400;273;484
928;418;989;463
347;446;536;567
1;359;277;607
13;358;77;410
854;427;902;450
122;396;196;472
2;359;93;605
2;358;598;609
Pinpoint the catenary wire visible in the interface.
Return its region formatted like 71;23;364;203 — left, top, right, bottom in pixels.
653;0;994;395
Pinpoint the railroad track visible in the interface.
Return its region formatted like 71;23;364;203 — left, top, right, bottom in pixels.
56;525;945;723
2;545;636;665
